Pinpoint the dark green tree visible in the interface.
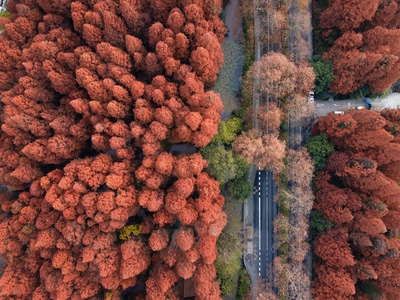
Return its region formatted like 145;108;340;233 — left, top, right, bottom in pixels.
310;55;333;100
310;209;334;235
226;156;251;202
200;143;251;201
305;134;335;170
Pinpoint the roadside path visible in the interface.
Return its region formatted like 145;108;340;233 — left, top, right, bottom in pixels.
252;0;261;133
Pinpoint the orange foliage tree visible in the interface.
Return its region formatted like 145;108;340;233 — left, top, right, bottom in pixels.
244;52;315;102
0;0;227;298
313;109;400;298
232;130;286;174
320;1;400;94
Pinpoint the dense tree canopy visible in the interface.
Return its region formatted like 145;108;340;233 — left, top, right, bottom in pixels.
0;0;227;298
319;0;400;94
312;109;400;299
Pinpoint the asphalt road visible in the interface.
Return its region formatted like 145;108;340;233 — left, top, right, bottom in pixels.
315;93;400;117
253;170;278;279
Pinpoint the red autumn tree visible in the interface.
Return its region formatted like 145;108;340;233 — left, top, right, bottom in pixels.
0;0;227;298
313;108;400;299
380;161;400;183
319;0;380;31
193;262;222;299
314;226;356;268
320;0;400;94
315;185;362;224
146;263;179;299
312;264;356;299
149;228;170;251
353;214;387;236
174;226;195;252
120;239;151;280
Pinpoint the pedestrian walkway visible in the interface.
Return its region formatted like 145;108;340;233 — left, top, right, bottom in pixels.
243;165;258;286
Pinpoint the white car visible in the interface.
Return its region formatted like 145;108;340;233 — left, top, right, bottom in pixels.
309;91;315;102
334;111;345;115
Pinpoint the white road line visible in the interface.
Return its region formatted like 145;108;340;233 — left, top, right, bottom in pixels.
265;172;269;275
258;188;261;252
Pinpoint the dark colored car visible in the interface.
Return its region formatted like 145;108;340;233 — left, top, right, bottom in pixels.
363;98;372;110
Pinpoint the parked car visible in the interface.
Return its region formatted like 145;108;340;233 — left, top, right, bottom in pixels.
356;106;365;110
309;91;315;102
334;111;345;115
363;97;372;110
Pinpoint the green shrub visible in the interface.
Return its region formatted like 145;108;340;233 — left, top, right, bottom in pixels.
212;117;243;145
359;282;383;300
118;224;142;240
227;176;251;203
240;0;255;75
237;268;251;299
200;144;238;186
0;11;10;18
216;198;243;297
227;156;251;202
279;194;290;217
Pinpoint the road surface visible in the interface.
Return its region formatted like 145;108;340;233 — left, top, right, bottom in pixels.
253;170;278;279
315;93;400;117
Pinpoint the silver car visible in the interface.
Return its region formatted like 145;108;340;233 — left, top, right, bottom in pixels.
309;91;315;102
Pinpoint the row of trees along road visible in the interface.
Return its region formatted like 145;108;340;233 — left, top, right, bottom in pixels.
0;0;230;299
311;109;400;299
233;49;316;299
236;52;315;171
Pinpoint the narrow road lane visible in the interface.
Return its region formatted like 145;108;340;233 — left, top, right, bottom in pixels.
253;170;278;279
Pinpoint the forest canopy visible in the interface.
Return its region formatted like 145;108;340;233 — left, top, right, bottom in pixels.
318;0;400;95
312;109;400;299
0;0;228;299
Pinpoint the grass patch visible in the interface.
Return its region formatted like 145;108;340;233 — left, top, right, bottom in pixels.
216;194;244;297
237;267;251;300
240;0;255;75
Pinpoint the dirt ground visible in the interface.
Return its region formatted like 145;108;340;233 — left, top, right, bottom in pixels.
224;0;245;43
